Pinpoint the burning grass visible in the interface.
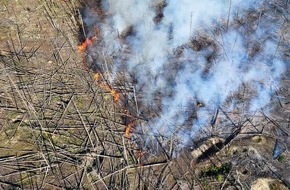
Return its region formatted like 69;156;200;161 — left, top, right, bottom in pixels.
74;0;290;188
0;0;289;189
0;0;139;189
93;72;120;102
78;38;93;53
77;35;134;138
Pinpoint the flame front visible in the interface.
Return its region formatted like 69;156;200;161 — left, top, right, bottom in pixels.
94;73;120;102
78;38;95;71
78;38;125;136
78;38;93;53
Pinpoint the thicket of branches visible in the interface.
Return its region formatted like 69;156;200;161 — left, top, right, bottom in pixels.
0;0;289;189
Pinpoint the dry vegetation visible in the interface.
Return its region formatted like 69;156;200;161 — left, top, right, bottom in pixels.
0;0;289;189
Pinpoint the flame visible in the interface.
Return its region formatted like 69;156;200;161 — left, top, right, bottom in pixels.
123;108;135;139
79;37;120;102
78;37;123;133
94;72;120;102
125;122;134;138
111;89;120;102
78;38;95;71
94;73;100;82
78;38;93;53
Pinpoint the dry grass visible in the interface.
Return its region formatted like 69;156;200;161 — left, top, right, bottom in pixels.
0;0;289;189
0;0;141;189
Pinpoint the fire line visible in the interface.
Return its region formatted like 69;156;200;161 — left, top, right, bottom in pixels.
78;39;132;137
78;38;93;53
94;73;120;102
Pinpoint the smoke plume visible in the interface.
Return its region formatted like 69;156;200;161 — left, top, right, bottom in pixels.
81;0;288;149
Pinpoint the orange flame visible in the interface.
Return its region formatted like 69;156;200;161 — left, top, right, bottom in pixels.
125;121;135;138
94;73;100;82
78;38;93;53
94;72;120;102
111;89;120;102
78;36;126;135
78;38;95;71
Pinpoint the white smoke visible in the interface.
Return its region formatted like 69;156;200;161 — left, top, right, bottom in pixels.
86;0;288;145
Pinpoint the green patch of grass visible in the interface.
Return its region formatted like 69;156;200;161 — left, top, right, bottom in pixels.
216;174;224;182
200;163;231;187
200;163;232;178
277;154;286;163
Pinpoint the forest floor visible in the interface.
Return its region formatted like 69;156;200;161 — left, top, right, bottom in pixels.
0;0;289;189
